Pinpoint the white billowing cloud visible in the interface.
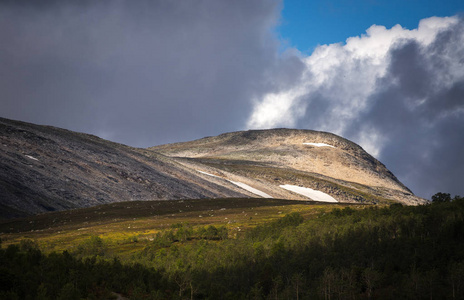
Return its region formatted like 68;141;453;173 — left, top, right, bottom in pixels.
248;15;464;198
247;16;458;142
249;87;307;129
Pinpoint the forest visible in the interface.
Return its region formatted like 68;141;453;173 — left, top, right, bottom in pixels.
1;194;463;299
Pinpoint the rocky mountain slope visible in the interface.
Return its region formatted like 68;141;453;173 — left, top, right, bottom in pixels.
151;129;408;191
0;118;426;219
150;129;425;206
0;118;247;219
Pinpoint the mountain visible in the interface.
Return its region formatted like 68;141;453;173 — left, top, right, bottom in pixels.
0;118;426;219
150;129;425;205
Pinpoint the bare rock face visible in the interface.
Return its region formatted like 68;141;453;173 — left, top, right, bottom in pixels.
1;118;426;219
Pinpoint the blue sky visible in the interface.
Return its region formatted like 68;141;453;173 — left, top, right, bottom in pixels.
279;0;464;53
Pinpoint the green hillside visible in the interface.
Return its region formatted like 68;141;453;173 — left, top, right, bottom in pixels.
1;196;463;299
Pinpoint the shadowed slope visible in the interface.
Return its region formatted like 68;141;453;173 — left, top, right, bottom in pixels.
0;118;246;219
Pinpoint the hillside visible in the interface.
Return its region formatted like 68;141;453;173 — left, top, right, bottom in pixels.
0;118;247;219
0;118;425;219
150;129;402;190
150;129;425;206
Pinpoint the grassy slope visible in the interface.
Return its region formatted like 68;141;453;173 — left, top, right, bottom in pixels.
0;198;368;256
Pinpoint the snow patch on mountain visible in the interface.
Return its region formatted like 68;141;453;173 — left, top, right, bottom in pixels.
303;143;335;148
197;170;272;198
280;184;337;202
197;170;220;178
25;155;39;161
229;181;272;198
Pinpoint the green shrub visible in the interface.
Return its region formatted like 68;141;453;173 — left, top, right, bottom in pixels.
74;236;108;258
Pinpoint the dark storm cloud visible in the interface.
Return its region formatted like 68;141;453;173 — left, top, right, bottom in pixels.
1;0;301;146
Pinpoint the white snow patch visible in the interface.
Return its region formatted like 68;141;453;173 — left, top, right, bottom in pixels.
280;184;338;202
25;155;39;161
303;143;335;148
197;170;220;178
196;170;272;198
229;181;273;198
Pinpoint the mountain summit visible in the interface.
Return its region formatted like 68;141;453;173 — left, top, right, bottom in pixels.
150;129;424;205
0;118;425;219
151;129;410;192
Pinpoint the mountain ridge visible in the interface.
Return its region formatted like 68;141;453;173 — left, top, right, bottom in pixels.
0;117;426;219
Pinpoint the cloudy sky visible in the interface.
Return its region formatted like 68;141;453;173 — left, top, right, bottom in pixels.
1;0;463;199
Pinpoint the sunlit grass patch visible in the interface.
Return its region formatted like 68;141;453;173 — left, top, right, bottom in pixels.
0;198;368;255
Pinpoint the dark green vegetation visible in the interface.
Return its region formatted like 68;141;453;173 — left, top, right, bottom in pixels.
1;195;464;299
